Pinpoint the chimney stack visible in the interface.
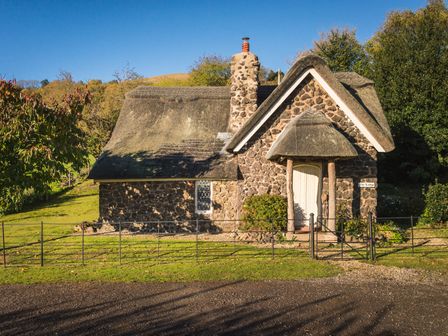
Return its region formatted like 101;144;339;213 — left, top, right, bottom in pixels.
242;37;250;52
229;37;260;134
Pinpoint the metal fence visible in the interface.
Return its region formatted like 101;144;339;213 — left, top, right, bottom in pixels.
311;214;448;261
0;216;447;267
0;219;310;267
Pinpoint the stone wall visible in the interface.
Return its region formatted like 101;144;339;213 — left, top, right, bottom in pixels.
236;75;378;219
211;181;240;231
229;51;260;132
99;181;196;222
99;181;239;231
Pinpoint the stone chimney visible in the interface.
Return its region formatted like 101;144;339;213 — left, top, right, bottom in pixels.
229;37;260;133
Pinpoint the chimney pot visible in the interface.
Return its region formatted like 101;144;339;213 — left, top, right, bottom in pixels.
242;37;250;52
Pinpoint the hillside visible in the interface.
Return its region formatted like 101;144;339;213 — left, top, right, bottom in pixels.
142;73;190;84
0;180;99;224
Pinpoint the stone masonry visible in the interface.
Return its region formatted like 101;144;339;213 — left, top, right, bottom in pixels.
99;181;196;222
97;46;380;228
229;51;260;132
98;75;378;227
100;180;239;231
235;75;377;219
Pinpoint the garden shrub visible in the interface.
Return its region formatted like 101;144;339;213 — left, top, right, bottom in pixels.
241;194;287;231
377;183;425;217
376;222;409;246
338;217;408;245
338;217;367;239
420;183;448;226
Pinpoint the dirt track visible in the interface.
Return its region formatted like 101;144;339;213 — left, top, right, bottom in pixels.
0;268;447;336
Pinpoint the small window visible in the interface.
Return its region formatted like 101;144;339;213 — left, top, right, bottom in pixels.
195;181;212;214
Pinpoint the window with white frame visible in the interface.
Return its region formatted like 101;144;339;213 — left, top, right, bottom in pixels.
195;180;212;214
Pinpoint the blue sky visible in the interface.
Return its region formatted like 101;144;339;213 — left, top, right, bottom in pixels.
0;0;428;82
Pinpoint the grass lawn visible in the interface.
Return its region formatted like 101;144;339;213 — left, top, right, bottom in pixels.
2;178;447;283
0;181;342;283
375;246;448;273
0;180;99;224
0;256;341;284
0;180;98;246
0;233;343;284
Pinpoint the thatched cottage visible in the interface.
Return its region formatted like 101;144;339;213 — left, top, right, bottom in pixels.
89;38;394;232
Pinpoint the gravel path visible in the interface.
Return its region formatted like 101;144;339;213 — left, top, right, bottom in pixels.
0;263;447;336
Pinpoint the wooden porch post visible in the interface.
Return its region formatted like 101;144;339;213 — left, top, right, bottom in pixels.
286;159;295;233
328;160;336;232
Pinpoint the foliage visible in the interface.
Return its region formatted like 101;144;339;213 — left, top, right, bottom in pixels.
0;80;89;214
376;222;409;246
112;62;143;82
313;28;370;75
367;1;448;180
40;79;49;87
377;183;425;217
420;182;448;225
57;70;74;82
258;66;282;84
242;194;287;231
189;55;231;86
338;217;408;244
339;217;367;239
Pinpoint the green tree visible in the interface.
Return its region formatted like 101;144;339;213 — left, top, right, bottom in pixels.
189;55;230;86
313;28;369;75
40;79;49;87
367;0;448;181
0;81;90;214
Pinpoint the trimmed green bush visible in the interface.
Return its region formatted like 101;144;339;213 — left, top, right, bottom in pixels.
338;218;408;245
338;217;367;239
376;222;409;246
242;194;287;231
421;183;448;226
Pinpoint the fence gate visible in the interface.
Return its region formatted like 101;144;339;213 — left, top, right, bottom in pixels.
308;213;376;261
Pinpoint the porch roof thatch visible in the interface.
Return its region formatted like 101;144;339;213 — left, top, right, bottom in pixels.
266;110;358;160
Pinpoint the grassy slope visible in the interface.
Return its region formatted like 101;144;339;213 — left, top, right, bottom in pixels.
0;180;98;246
1;180;99;224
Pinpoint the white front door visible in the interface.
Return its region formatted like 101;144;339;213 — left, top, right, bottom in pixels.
293;164;322;227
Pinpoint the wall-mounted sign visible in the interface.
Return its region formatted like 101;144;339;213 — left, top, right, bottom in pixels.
358;182;376;188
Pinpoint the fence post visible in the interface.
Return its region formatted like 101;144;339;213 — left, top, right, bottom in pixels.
195;219;199;262
118;221;122;265
81;222;85;266
157;221;160;260
315;217;319;260
40;221;44;267
233;220;237;259
367;212;375;261
2;221;6;267
271;219;275;259
309;213;315;259
340;219;344;260
410;215;415;254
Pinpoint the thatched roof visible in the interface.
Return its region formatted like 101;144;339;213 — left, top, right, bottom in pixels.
334;72;393;141
266;110;358;160
88;87;238;180
226;54;395;153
